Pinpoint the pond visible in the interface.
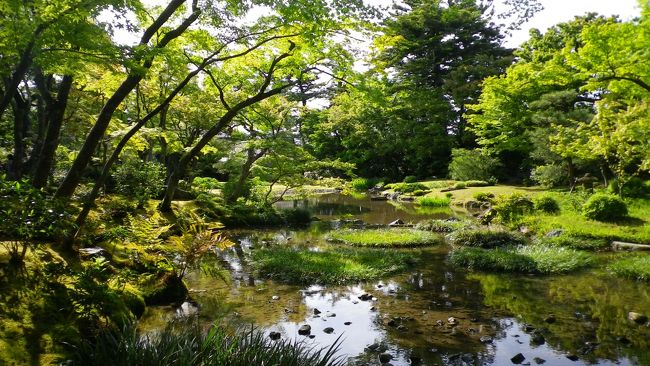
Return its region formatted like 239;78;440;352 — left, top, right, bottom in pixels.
140;193;650;366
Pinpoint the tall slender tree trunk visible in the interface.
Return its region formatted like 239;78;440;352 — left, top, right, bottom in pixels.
227;148;267;203
9;94;29;180
32;75;73;188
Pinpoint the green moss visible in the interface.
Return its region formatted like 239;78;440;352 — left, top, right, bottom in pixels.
252;247;418;284
327;228;441;247
450;245;594;274
609;255;650;281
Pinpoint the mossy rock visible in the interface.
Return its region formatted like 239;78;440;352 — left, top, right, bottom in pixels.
121;286;146;318
143;274;188;306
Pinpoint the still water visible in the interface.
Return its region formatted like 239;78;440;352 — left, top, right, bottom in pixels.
140;194;650;366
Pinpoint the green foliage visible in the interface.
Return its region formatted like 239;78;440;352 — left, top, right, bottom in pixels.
191;177;223;193
448;149;500;182
582;193;628;222
351;177;382;191
415;219;471;233
472;191;495;202
609;255;650;281
453;182;467;189
417;196;451;207
0;178;75;263
493;193;534;223
450;229;527;248
252;247;418;285
533;194;561;214
608;178;649;198
465;180;491;187
450;246;593;274
539;235;609;251
113;160;165;208
327;229;441;247
531;164;567;188
69;320;345;366
403;175;418;183
385;182;429;193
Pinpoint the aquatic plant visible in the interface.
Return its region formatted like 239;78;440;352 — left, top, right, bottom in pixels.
327;229;441;247
252;247;418;284
68;320;345;366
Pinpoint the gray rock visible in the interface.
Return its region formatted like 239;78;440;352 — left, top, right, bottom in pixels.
326;312;336;317
313;308;321;315
447;317;459;326
511;353;526;364
388;219;405;226
269;331;281;340
271;295;279;300
378;353;393;363
366;343;380;351
344;321;352;325
358;293;373;301
533;357;546;364
323;327;334;334
628;311;648;324
298;325;311;335
545;229;564;238
480;336;493;344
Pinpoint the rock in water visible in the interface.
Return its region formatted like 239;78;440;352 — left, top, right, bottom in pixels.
323;327;334;334
269;331;281;340
388;219;404;226
628;312;648;324
313;308;321;315
511;353;526;364
298;324;311;335
378;353;393;363
533;357;546;364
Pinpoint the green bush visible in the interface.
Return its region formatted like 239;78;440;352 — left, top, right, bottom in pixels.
403;175;418;183
191;177;222;193
531;164;566;188
415;219;470;233
581;193;628;222
450;229;527;248
533;194;560;214
472;191;495;202
114;159;165;207
448;149;501;182
465;180;490;187
417;196;451;207
493;193;534;223
385;182;429;194
608;177;649;198
281;208;312;225
351;178;382;191
453;182;467;189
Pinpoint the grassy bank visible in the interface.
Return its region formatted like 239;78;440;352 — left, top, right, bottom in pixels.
327;228;441;247
252;247;419;284
609;255;650;281
450;245;594;274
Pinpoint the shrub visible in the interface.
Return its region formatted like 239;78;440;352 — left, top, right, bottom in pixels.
403;175;418;183
465;180;490;187
191;177;222;193
493;193;534;223
533;194;560;214
385;182;429;194
328;229;441;247
417;196;451;207
608;177;649;198
472;191;495;202
450;229;527;248
114;159;165;207
531;164;566;188
581;193;628;222
453;182;467;189
448;149;501;182
281;208;313;225
351;178;382;191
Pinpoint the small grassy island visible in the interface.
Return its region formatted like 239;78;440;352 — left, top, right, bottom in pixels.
2;0;650;364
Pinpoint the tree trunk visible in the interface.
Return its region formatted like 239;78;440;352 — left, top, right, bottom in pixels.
55;0;197;199
9;94;29;180
226;148;267;203
26;95;47;174
32;75;73;188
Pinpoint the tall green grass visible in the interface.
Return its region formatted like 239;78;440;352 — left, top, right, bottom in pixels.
449;229;527;248
417;196;451;207
252;247;418;284
609;255;650;281
328;229;441;247
68;320;344;366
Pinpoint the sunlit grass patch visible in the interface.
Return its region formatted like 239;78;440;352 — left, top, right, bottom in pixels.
538;235;610;251
251;247;418;284
609;255;650;281
450;245;594;274
449;228;527;248
417;196;451;207
327;228;441;247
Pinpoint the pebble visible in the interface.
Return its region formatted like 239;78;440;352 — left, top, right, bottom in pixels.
298;325;311;335
269;331;281;340
271;295;279;300
323;327;334;334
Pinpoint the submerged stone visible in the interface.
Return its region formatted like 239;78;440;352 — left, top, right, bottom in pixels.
511;353;526;364
298;324;311;335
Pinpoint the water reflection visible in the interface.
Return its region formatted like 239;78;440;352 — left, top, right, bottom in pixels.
140;194;650;366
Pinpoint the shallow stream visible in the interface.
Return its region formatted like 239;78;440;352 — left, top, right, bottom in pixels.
140;194;650;366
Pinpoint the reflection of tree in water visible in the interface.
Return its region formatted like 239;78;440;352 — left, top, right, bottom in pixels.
471;272;650;363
